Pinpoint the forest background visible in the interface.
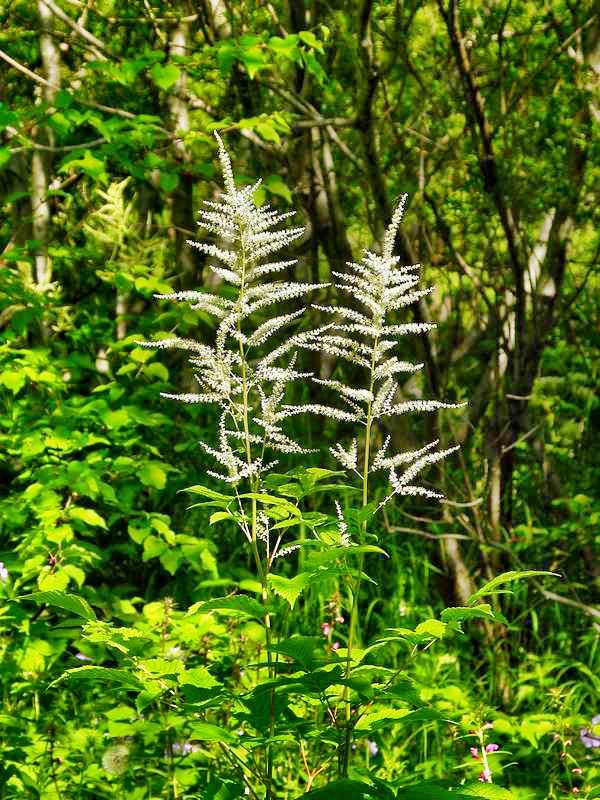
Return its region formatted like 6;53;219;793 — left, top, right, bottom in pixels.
0;1;598;798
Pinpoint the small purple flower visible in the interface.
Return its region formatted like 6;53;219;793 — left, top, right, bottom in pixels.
470;747;480;760
171;741;200;756
331;641;341;651
478;768;492;783
367;740;379;757
580;715;600;749
0;563;8;582
75;652;92;662
321;622;332;637
485;743;499;753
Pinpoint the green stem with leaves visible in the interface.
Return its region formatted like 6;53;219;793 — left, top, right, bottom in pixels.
340;335;379;778
237;231;276;799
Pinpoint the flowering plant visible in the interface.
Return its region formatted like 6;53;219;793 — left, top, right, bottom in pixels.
38;134;554;800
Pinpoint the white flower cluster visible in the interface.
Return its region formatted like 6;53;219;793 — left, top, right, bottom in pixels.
305;194;465;503
143;138;464;551
142;133;325;486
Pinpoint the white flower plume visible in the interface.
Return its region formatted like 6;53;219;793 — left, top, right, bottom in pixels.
142;133;326;486
307;194;466;504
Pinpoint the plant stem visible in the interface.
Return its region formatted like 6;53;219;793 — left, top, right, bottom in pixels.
340;335;379;777
237;229;275;799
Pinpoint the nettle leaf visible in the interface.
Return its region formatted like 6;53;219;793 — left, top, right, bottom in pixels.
355;707;449;733
396;783;515;800
460;785;515;799
414;618;447;638
21;590;96;620
268;573;312;609
468;570;557;605
186;595;268;619
179;667;222;690
50;666;143;691
270;636;322;671
298;778;395;799
440;604;508;625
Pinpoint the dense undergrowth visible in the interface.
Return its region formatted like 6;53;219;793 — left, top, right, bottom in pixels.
1;1;599;798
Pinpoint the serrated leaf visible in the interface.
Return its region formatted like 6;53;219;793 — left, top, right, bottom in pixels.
355;707;449;733
414;618;447;638
268;573;312;609
20;590;96;620
179;667;221;689
468;570;558;605
461;785;515;799
440;604;507;625
50;665;142;690
270;636;322;671
186;595;267;619
298;778;394;799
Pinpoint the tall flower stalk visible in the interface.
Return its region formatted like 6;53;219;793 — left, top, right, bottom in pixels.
143;133;325;798
304;195;465;775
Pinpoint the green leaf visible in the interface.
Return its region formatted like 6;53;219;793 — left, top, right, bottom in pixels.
179;667;221;689
468;570;558;605
20;590;96;620
150;63;180;91
414;619;447;638
298;31;324;51
264;175;293;204
102;409;130;429
139;463;167;490
396;784;515;800
143;535;167;560
189;722;235;743
144;361;169;381
159;549;182;575
268;35;300;62
186;595;268;619
61;150;107;183
271;636;322;671
239;46;268;79
69;506;108;529
159;172;179;193
50;666;142;690
209;511;235;524
38;571;70;591
355;707;448;733
0;370;26;394
268;573;312;609
239;492;300;516
440;604;507;625
298;779;394;799
461;785;515;799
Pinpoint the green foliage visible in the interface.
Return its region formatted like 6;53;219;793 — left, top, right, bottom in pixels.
0;0;598;798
